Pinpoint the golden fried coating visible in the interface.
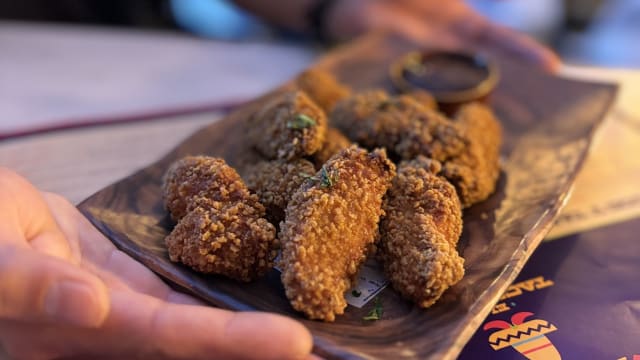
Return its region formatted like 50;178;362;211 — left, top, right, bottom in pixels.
295;69;351;113
280;146;396;321
441;102;503;207
162;156;248;221
333;91;502;207
379;156;464;308
247;90;327;160
163;156;277;281
165;197;277;282
242;158;316;224
405;89;438;111
312;127;352;168
330;90;388;134
333;92;466;161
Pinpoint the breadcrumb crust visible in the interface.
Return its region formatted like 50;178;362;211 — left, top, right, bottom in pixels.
163;156;247;221
163;156;277;282
332;92;502;207
243;158;316;224
279;146;395;321
380;156;465;307
247;90;327;160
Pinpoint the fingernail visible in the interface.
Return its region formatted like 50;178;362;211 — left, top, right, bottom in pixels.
45;280;107;328
307;355;326;360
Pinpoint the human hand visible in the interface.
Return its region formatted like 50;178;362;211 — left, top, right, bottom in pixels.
0;168;314;360
325;0;560;72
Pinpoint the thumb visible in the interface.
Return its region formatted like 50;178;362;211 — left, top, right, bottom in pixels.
0;245;110;328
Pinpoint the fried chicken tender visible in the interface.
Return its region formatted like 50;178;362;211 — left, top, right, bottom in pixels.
243;158;316;224
332;91;466;161
163;156;277;282
162;156;248;221
165;197;277;282
333;91;502;207
441;102;503;207
280;146;396;321
379;156;464;308
295;69;351;113
247;90;327;160
312;127;352;168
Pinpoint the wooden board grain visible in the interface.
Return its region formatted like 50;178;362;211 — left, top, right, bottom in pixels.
79;33;617;359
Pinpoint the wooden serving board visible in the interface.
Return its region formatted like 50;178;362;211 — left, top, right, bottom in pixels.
79;33;617;359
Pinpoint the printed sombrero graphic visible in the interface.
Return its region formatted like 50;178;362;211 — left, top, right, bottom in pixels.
483;312;561;360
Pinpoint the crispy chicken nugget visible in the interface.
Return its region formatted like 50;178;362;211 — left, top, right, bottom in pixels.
247;90;327;160
330;90;388;136
243;158;316;224
296;69;351;113
379;156;464;308
312;127;352;168
332;92;466;161
165;197;277;282
442;102;503;207
333;92;502;207
162;156;248;221
163;156;277;281
280;146;396;321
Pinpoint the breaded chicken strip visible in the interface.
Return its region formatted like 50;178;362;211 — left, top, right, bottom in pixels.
312;127;352;168
379;156;464;308
163;156;277;281
333;92;502;207
295;69;351;113
247;90;327;160
165;197;277;282
242;158;316;224
332;92;466;161
280;146;396;321
163;156;248;221
441;102;503;207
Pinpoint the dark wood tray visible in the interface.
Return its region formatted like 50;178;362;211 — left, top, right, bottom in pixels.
78;33;617;359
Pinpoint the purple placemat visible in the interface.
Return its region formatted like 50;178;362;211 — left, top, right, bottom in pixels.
459;218;640;359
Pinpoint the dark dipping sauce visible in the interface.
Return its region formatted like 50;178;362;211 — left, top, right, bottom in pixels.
402;52;489;93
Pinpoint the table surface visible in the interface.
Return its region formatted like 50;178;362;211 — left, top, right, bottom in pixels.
2;66;638;238
1;23;640;360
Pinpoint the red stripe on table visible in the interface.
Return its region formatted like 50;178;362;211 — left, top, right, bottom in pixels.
0;99;246;141
520;342;553;355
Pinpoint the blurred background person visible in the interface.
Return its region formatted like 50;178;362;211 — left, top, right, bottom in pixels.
1;0;638;67
0;0;559;70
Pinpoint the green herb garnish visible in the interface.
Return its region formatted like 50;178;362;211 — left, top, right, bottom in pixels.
287;114;317;129
319;166;339;188
351;290;362;298
300;166;339;188
363;297;383;321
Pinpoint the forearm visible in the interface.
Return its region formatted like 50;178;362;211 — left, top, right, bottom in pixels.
231;0;317;33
